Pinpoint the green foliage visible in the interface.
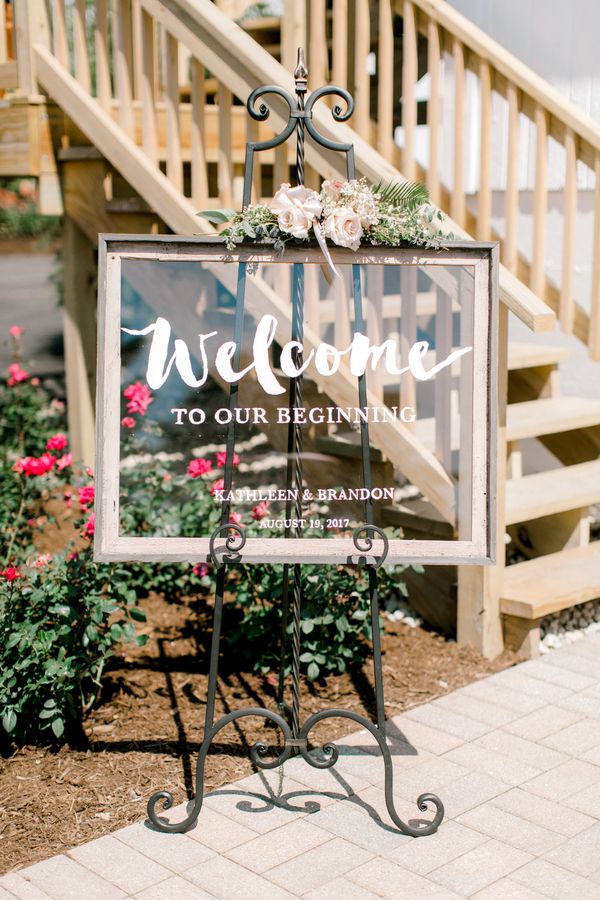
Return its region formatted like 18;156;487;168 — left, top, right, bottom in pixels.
0;346;147;744
372;180;430;211
229;560;411;680
0;554;147;742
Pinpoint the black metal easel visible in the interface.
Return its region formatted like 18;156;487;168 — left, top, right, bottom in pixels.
147;50;444;838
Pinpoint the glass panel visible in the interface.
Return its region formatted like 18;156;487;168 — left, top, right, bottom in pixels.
118;257;477;543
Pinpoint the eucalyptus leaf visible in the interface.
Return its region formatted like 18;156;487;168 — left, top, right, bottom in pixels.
196;208;236;224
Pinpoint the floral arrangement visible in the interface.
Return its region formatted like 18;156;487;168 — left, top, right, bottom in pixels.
200;178;448;254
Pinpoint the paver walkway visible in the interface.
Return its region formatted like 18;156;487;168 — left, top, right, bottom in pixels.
3;634;600;899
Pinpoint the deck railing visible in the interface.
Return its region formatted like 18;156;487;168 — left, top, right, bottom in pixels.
295;0;600;358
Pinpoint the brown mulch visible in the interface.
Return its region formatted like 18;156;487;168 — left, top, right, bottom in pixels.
0;589;517;875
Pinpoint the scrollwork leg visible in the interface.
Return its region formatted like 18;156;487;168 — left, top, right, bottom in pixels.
147;708;294;833
298;710;444;837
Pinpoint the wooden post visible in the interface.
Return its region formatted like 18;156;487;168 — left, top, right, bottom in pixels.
281;0;307;72
63;217;97;468
457;302;507;658
12;0;50;94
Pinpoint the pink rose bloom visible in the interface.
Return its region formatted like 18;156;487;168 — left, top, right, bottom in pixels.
216;451;240;468
46;433;68;451
1;566;21;581
270;183;322;239
30;377;40;386
123;381;153;416
7;363;29;386
82;513;95;537
121;416;136;429
193;562;211;578
33;554;52;569
9;325;24;337
78;485;95;509
56;452;73;470
67;551;79;562
229;512;243;525
85;467;94;478
163;473;172;482
187;458;213;478
251;501;269;521
14;454;56;476
210;478;225;496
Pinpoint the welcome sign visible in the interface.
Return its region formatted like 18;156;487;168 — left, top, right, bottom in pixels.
95;237;498;566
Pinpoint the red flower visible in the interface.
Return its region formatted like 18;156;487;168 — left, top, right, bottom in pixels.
1;566;21;581
123;381;153;416
193;562;211;578
210;478;225;496
7;363;29;386
13;453;56;476
121;416;136;429
216;451;240;468
78;485;95;509
56;452;73;470
82;513;95;537
46;433;68;451
187;458;213;478
9;325;24;337
229;512;242;525
251;501;269;521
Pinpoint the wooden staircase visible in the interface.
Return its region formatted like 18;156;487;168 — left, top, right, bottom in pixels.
3;0;600;658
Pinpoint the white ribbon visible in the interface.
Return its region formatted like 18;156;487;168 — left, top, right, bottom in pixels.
313;222;342;281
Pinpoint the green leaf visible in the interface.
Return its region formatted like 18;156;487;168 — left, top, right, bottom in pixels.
299;651;314;663
2;710;17;733
196;208;236;224
43;698;57;709
301;620;315;634
129;607;146;622
51;717;65;738
373;180;429;211
306;661;320;680
136;634;149;646
241;220;256;239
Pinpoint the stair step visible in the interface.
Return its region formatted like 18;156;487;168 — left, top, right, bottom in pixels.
382;499;454;539
505;459;600;525
507;341;568;371
506;397;600;441
315;433;383;462
501;542;600;619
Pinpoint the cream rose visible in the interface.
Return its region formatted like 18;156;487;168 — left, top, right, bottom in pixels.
270;184;322;239
321;179;343;202
322;206;363;250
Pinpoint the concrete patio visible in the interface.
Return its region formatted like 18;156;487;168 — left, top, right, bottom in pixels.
2;633;600;898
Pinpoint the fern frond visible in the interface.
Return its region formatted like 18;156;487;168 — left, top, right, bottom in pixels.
373;180;430;211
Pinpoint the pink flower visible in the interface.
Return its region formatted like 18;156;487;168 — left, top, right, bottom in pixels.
63;490;73;508
216;451;240;468
67;551;79;562
121;416;136;429
1;566;21;581
56;452;73;470
7;363;29;386
210;478;225;496
187;457;213;478
46;433;68;451
9;325;24;337
33;554;51;569
163;473;172;482
193;562;211;578
229;512;242;525
251;501;269;521
78;485;95;509
82;513;95;537
30;377;40;386
85;467;94;478
13;453;56;476
123;381;153;416
270;183;323;239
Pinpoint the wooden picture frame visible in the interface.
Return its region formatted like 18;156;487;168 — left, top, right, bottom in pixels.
95;236;498;567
